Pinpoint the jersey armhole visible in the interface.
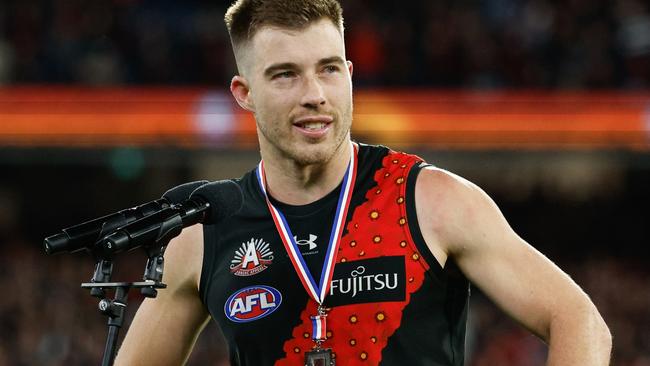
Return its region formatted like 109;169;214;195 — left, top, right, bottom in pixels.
198;223;216;306
405;162;445;280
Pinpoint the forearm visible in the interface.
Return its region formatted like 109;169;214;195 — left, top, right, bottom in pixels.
546;300;611;366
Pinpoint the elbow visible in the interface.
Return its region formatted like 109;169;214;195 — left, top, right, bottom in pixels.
582;297;611;353
548;296;612;364
594;310;612;357
577;299;613;362
592;311;612;365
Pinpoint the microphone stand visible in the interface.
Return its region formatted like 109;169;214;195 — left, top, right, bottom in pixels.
81;279;166;366
82;212;185;366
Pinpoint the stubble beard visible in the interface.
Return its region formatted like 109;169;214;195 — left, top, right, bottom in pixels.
257;110;352;167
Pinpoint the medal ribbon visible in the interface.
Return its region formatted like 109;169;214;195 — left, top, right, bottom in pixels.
255;142;357;305
311;314;327;341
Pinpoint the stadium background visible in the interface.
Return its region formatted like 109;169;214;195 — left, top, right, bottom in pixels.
0;0;649;364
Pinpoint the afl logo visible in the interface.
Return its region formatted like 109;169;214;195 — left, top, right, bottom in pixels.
230;238;274;276
224;285;282;323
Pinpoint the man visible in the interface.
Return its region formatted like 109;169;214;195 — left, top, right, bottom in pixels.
115;0;611;365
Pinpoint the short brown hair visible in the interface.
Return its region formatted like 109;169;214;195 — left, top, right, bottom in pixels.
224;0;344;45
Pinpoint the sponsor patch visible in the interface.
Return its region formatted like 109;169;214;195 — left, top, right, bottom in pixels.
224;285;282;323
230;238;274;276
324;256;406;307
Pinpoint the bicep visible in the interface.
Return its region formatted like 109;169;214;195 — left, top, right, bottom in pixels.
454;218;579;340
115;225;211;366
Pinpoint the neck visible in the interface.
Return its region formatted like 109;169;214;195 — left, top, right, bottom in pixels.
262;141;353;205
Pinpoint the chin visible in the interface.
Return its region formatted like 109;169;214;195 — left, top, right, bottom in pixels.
285;142;338;166
289;150;331;166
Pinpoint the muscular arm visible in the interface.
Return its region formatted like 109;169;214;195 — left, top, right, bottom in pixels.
114;225;213;366
415;167;611;365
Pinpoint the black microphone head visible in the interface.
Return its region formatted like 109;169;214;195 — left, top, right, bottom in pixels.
163;180;209;204
44;232;70;255
191;180;243;224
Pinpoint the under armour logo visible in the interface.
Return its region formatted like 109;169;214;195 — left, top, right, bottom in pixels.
294;234;318;251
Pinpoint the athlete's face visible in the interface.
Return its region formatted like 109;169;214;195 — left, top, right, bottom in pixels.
231;19;353;166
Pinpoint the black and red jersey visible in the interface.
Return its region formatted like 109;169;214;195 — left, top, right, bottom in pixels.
199;143;469;366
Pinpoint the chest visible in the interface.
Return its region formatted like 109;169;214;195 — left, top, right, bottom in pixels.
205;171;426;327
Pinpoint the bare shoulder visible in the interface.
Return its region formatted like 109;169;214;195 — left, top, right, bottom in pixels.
165;224;204;264
414;166;495;259
164;224;205;292
414;166;479;207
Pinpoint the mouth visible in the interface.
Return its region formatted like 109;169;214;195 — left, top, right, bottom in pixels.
296;121;328;130
293;115;334;129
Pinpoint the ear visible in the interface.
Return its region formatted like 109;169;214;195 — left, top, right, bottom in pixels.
347;60;353;78
230;75;255;112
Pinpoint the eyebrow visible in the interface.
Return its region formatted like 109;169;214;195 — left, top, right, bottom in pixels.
263;56;346;78
317;56;346;66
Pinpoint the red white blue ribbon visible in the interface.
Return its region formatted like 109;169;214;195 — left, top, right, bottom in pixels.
310;314;327;341
255;142;358;305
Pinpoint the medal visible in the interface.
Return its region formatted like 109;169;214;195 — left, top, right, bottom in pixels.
304;347;335;366
304;304;335;365
256;142;357;362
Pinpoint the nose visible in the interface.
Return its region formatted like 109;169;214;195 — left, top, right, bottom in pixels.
300;75;326;109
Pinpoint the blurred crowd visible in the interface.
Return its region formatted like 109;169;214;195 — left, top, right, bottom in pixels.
1;0;650;364
1;237;648;365
0;0;649;88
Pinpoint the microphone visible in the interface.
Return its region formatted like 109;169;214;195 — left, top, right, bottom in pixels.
98;180;243;255
43;180;209;255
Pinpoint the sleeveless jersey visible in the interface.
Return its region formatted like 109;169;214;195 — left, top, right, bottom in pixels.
200;144;469;366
